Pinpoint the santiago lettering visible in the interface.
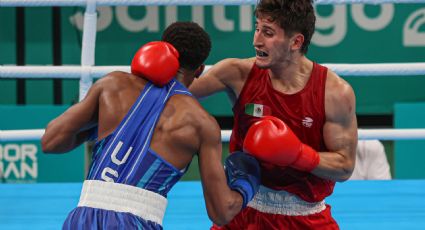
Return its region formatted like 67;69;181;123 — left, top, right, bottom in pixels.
69;5;425;47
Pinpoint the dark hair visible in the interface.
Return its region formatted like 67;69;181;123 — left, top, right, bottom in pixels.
255;0;315;54
162;21;211;70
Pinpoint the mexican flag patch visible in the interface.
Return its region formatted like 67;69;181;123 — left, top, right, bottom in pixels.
245;103;271;117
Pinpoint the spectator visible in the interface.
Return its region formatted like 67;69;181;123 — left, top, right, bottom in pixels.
350;140;391;180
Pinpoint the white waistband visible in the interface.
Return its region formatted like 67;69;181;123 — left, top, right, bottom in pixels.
77;180;167;225
247;186;326;216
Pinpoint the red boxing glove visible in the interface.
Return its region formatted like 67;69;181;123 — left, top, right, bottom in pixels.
131;41;179;87
243;116;320;172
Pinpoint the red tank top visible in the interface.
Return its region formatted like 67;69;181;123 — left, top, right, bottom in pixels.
230;62;335;202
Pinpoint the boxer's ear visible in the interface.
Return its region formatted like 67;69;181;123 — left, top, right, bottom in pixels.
194;64;205;78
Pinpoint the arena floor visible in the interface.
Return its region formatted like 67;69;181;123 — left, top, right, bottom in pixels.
1;180;424;229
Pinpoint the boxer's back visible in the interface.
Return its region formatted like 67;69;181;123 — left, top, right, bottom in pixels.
96;71;205;171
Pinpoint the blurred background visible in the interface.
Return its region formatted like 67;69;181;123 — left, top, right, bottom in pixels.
1;3;425;183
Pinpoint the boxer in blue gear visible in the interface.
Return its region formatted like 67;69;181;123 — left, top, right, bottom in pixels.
42;21;261;229
63;80;191;229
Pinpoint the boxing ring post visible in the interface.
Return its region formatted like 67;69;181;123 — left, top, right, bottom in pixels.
78;0;97;101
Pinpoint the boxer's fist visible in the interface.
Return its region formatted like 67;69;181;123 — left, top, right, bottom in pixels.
224;151;261;209
243;116;319;172
131;41;179;86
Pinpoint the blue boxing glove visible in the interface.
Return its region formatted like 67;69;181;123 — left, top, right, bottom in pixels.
224;151;261;209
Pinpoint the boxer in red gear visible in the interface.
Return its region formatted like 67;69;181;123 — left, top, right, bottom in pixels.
189;0;358;229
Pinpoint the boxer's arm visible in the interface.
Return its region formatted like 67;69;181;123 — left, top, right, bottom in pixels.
197;115;243;226
312;73;358;182
41;80;101;153
189;58;252;100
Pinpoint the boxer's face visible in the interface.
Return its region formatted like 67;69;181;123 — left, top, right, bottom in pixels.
253;16;300;69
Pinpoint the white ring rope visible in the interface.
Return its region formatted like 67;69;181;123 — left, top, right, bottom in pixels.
1;63;425;79
0;66;130;79
221;129;425;142
0;129;45;142
1;129;425;142
1;0;424;7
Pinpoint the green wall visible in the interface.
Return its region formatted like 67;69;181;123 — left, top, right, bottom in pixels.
1;4;425;115
394;103;425;179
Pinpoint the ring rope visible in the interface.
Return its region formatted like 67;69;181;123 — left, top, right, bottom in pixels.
1;129;425;142
1;0;424;7
1;63;425;79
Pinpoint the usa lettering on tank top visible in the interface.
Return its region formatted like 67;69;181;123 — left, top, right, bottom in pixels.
230;62;335;202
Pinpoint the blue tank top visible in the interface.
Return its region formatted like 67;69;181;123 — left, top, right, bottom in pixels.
86;79;192;197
